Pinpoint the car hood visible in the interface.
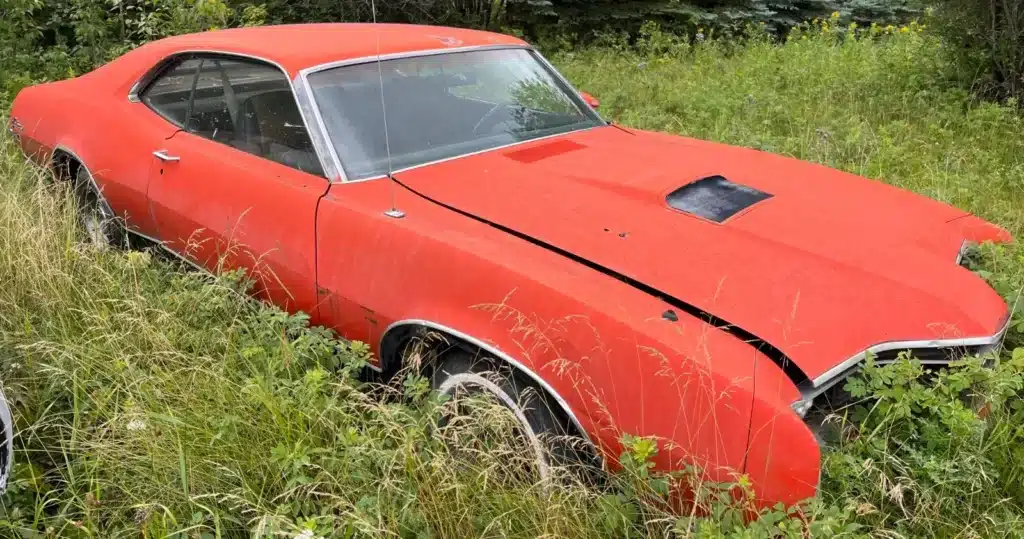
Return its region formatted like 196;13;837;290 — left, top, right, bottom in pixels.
396;126;1010;382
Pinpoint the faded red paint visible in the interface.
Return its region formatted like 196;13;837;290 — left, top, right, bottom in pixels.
9;23;1011;512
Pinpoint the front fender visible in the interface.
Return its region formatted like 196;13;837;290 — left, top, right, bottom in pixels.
316;181;761;481
746;357;821;508
379;315;600;454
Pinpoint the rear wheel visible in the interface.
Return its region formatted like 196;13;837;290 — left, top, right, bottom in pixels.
427;348;599;484
72;166;126;248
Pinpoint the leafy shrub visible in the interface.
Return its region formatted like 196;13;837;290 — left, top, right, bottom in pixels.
6;11;1024;539
822;351;1024;536
509;0;919;42
933;0;1024;103
0;0;249;103
0;0;922;103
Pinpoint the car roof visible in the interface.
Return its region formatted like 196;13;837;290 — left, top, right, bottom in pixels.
144;23;529;76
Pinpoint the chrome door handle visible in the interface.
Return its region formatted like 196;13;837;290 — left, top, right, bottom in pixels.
152;150;180;162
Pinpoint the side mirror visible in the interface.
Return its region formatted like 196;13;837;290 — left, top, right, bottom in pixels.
579;91;600;110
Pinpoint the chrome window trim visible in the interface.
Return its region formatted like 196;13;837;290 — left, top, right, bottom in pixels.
808;313;1012;391
128;82;144;103
293;70;348;182
298;44;533;77
296;44;607;184
126;49;338;181
291;73;343;181
381;318;600;458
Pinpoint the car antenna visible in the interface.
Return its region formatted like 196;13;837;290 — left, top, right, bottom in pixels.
371;0;405;219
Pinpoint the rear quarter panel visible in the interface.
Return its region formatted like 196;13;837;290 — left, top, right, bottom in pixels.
10;79;82;164
10;44;181;233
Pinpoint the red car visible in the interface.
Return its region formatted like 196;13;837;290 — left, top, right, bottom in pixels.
9;23;1012;507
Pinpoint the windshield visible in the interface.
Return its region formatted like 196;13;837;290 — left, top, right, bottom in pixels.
307;48;603;180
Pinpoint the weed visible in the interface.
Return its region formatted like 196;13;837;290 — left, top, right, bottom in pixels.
3;24;1024;538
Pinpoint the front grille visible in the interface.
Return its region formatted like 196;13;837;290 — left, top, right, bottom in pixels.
803;343;993;445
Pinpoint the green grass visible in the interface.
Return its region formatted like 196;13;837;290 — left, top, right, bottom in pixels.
0;152;633;537
3;22;1024;537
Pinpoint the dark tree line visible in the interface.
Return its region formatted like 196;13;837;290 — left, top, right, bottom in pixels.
3;0;1022;104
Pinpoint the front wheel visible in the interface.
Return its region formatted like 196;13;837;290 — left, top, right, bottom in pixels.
428;348;599;484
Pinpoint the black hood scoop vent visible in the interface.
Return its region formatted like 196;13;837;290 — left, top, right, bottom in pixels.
666;175;772;223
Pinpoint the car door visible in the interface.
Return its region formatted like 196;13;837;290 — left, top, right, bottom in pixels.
141;54;329;314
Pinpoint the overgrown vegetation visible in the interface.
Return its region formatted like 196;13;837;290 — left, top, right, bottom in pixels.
934;0;1024;102
0;0;923;103
550;19;1024;534
0;116;853;537
6;7;1024;538
510;0;919;39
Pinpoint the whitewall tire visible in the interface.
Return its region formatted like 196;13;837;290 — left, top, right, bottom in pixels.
429;349;598;484
0;384;13;492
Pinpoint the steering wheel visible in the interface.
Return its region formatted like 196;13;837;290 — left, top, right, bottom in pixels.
472;103;508;135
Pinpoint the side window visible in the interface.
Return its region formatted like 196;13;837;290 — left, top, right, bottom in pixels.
141;57;202;127
188;56;324;177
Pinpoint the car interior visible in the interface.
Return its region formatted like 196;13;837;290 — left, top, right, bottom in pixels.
142;56;325;177
142;53;593;181
310;67;590;179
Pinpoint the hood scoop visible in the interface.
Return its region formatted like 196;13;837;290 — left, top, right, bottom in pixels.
666;175;772;223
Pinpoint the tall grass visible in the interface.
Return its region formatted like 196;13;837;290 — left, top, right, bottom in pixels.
0;146;637;536
0;133;844;538
3;22;1024;538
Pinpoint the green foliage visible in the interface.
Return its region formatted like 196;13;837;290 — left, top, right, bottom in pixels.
509;0;919;41
6;10;1024;539
0;0;922;103
932;0;1024;103
557;23;1024;535
823;346;1024;535
0;0;256;102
